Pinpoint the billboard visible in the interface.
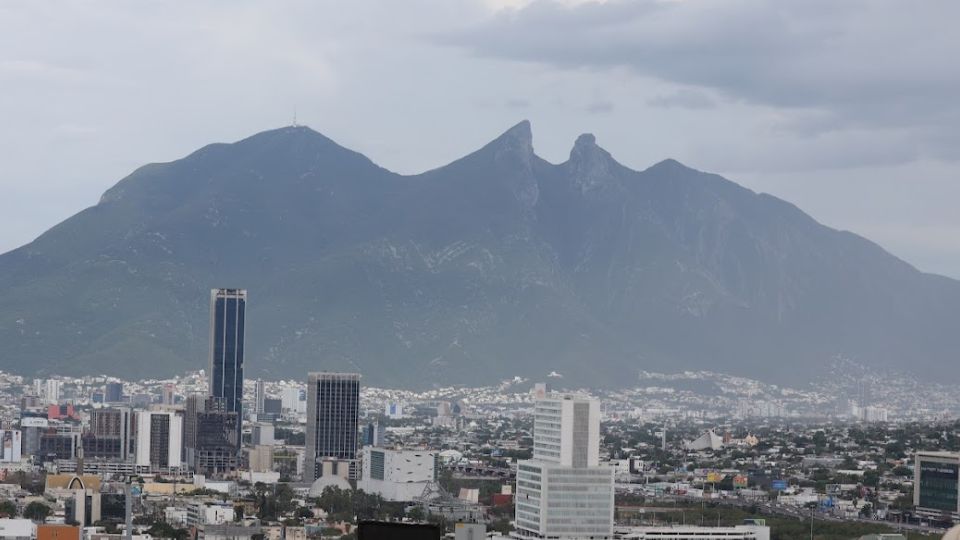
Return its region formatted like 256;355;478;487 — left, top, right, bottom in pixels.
771;480;787;490
733;475;748;489
706;472;723;483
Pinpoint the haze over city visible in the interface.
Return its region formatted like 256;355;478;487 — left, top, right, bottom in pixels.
1;2;959;540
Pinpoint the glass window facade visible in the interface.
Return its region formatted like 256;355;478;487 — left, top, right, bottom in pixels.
918;459;959;512
370;450;385;480
306;373;360;480
209;289;246;420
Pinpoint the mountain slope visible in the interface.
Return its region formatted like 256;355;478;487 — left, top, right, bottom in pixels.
0;121;957;386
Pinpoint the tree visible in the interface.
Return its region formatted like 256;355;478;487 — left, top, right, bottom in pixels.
256;483;297;521
812;431;827;451
862;470;881;488
891;465;911;477
406;506;425;522
0;500;16;518
146;521;190;540
489;518;513;535
297;507;313;520
23;501;51;523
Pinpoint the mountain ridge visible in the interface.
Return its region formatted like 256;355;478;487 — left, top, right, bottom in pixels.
0;121;955;387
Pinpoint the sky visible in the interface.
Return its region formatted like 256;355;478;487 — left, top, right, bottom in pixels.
2;0;959;277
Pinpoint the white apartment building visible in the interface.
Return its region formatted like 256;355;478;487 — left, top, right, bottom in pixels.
187;502;235;527
281;386;305;413
45;379;61;404
515;394;614;539
358;447;437;501
135;411;183;469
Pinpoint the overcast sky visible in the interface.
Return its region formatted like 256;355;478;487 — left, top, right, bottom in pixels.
2;1;959;277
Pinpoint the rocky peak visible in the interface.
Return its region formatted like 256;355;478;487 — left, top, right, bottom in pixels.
567;132;617;193
481;120;535;168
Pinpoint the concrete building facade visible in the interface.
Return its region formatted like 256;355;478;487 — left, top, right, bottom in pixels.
305;372;360;481
515;394;614;539
358;447;437;501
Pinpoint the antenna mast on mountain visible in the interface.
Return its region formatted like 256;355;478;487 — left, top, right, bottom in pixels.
292;107;298;127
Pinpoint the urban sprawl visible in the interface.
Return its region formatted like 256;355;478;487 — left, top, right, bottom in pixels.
0;289;958;540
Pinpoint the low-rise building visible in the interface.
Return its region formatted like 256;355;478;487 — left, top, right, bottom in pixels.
617;522;770;540
0;519;34;540
357;447;437;502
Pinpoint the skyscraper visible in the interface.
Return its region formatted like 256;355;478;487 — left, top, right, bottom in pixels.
305;372;360;481
515;394;614;539
89;407;133;461
162;383;176;406
104;382;123;403
193;397;240;475
134;411;182;469
44;379;61;405
209;289;246;417
254;379;266;416
183;393;205;467
914;451;960;520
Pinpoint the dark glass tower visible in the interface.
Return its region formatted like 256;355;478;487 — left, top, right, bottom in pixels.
306;372;360;481
208;289;246;417
104;382;123;403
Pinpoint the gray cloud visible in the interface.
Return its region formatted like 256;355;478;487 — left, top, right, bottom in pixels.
647;89;716;110
444;0;960;159
585;100;614;114
1;0;960;279
504;98;532;108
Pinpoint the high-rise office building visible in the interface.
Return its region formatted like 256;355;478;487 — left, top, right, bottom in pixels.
184;395;239;474
281;386;304;412
305;372;360;481
254;379;266;415
19;417;48;457
914;451;960;519
251;423;275;446
45;379;61;405
88;407;133;461
135;411;183;469
262;398;282;420
0;430;22;463
193;397;240;475
362;422;386;448
183;393;204;467
104;382;123;403
162;383;176;406
515;394;614;539
208;289;246;417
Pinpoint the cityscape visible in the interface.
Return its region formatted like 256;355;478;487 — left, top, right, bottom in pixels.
0;289;955;540
3;2;960;540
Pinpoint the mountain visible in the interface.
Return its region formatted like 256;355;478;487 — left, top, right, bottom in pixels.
1;121;957;387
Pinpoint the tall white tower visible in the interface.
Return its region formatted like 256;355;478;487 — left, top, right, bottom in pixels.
254;379;266;415
516;394;614;539
45;379;61;405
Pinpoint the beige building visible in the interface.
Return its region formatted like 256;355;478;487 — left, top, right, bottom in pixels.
246;445;274;473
